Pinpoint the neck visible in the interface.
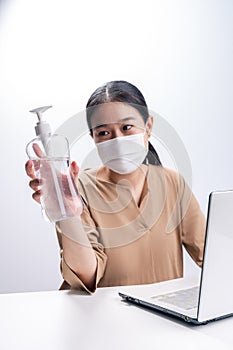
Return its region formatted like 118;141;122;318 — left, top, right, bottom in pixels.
104;164;148;186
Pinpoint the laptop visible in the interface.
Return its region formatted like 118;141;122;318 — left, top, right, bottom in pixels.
119;190;233;325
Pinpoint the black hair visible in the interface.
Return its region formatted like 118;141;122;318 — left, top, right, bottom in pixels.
86;80;162;166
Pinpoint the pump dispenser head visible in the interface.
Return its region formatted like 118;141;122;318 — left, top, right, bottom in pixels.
30;105;52;136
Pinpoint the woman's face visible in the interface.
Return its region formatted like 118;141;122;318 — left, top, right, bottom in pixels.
89;102;153;146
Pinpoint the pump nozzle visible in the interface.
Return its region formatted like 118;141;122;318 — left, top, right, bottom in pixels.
30;105;52;122
29;105;52;136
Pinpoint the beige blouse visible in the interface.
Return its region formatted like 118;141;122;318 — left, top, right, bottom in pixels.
56;165;206;293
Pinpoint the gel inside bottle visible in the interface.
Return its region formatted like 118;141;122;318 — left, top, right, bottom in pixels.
26;106;83;222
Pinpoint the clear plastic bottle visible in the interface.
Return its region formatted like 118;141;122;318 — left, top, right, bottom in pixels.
26;106;83;223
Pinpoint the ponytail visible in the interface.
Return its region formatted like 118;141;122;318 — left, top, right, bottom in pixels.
144;141;162;166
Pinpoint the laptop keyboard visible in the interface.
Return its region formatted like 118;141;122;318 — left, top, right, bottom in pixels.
151;286;199;310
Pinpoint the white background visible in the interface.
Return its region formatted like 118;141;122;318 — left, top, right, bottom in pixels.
0;0;232;293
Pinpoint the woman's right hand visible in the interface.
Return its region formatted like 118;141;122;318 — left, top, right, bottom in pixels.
25;160;42;204
25;159;81;208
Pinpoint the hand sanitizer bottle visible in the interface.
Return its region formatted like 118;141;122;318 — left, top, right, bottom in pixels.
26;106;83;223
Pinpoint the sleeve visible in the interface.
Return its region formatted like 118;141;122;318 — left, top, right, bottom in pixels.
179;177;206;267
56;197;108;294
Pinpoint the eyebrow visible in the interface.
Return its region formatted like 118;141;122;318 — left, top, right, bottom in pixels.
91;117;137;131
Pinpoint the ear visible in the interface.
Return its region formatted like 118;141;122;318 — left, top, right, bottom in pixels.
146;116;153;137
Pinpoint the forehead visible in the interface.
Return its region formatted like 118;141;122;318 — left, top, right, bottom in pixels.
89;102;144;129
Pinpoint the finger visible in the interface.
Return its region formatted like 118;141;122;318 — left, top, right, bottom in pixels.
25;160;36;179
71;161;79;177
32;190;42;204
32;143;45;158
29;178;43;191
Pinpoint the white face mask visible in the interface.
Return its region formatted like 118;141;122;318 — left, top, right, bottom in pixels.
96;133;148;174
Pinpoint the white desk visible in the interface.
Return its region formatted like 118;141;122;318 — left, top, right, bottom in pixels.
0;282;233;350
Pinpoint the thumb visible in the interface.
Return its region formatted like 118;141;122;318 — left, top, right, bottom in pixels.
70;161;79;177
32;143;44;158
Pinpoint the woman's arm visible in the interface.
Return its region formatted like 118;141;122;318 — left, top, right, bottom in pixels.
25;159;106;292
57;217;97;291
179;176;206;267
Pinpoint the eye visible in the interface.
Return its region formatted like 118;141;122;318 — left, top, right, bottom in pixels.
122;124;133;131
97;130;109;137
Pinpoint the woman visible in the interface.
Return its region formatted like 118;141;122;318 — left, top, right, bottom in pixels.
26;80;206;293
